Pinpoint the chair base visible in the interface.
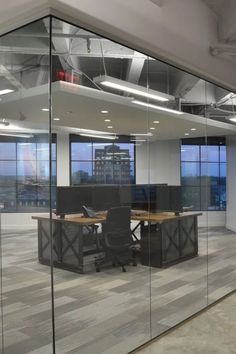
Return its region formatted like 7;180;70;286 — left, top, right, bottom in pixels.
95;254;137;272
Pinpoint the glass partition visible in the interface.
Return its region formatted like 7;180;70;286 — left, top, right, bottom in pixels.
0;18;53;353
205;83;236;305
50;17;151;354
0;14;235;354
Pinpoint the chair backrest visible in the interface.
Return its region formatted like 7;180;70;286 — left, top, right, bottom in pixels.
104;206;132;248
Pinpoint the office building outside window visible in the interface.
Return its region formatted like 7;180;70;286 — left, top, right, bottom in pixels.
70;135;135;184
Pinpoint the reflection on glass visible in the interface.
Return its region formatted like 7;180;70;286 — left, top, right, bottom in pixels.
17;160;37;181
17;142;36;160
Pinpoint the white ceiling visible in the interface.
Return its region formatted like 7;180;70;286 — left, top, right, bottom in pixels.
0;81;236;141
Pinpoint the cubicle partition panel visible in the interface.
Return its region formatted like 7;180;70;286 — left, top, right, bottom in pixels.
0;14;236;354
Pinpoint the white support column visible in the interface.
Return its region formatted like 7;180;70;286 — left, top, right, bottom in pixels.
226;136;236;232
56;133;70;186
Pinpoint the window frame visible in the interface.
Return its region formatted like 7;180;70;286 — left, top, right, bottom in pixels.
181;137;226;211
0;134;57;212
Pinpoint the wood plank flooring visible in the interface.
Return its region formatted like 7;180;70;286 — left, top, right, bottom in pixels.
0;226;236;354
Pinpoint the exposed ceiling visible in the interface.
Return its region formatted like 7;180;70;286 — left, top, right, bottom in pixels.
0;17;236;142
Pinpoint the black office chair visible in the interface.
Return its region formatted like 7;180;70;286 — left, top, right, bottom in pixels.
95;206;137;272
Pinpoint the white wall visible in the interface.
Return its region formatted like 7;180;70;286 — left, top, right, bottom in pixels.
198;211;226;228
136;140;181;185
226;136;236;232
1;213;42;230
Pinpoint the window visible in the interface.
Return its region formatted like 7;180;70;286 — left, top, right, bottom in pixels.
0;135;56;212
181;138;226;211
70;135;135;185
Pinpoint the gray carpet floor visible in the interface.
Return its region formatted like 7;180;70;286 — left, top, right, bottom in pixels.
0;226;236;354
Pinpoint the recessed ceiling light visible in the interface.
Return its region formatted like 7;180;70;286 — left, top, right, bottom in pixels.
184;133;189;136
101;110;109;114
0;89;14;96
153;120;159;124
53;118;60;121
41;108;49;112
150;127;156;130
191;128;197;131
107;126;113;129
104;119;111;122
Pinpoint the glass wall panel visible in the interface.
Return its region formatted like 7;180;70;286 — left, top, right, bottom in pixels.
1;13;235;354
51;18;151;354
0;18;53;353
205;84;236;304
147;61;208;338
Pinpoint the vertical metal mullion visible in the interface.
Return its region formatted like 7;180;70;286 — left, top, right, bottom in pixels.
0;201;4;353
49;15;56;354
199;145;202;211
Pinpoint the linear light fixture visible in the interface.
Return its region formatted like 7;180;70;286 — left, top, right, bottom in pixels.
132;100;183;115
94;75;171;102
0;89;14;96
79;133;118;140
229;117;236;123
0;133;34;138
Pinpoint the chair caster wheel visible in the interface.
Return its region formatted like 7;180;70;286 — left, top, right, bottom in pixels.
96;267;100;272
122;266;126;272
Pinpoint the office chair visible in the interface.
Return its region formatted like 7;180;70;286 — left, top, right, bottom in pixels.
95;206;137;272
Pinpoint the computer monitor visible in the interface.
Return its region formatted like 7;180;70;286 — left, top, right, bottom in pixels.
56;186;92;217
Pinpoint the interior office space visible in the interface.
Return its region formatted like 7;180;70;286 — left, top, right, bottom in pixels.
0;12;236;354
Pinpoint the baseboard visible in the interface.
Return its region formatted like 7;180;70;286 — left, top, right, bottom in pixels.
226;224;236;233
1;224;36;231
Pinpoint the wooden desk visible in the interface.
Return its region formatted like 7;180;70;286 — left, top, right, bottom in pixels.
32;214;105;273
32;211;201;272
132;212;201;268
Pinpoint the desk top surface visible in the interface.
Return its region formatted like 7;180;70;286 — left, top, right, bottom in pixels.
32;211;202;225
